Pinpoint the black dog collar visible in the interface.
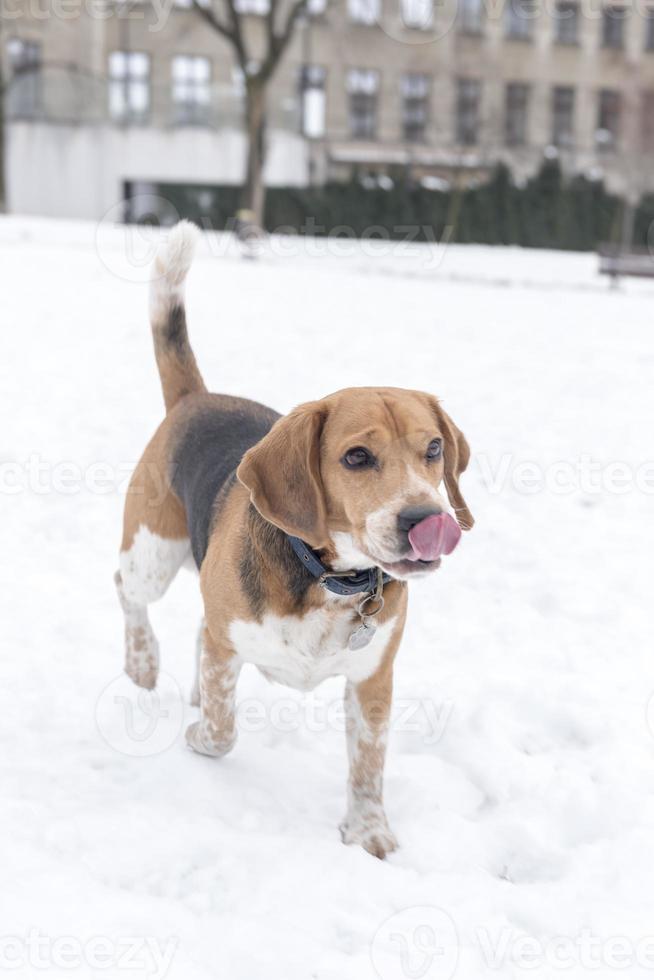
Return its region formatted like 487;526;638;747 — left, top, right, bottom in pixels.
287;535;393;597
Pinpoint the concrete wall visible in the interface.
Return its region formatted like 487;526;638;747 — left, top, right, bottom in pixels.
6;121;309;220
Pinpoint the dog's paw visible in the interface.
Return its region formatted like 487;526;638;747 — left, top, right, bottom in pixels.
339;811;398;860
185;720;236;758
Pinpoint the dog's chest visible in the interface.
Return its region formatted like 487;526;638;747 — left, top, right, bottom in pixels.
229;606;396;690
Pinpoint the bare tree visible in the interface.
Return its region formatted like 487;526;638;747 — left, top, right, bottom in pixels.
192;0;310;227
0;71;6;214
0;17;7;213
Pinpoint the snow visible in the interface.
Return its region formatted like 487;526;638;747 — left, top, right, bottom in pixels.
1;214;653;979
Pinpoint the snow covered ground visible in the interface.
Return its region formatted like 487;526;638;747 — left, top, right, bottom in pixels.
1;215;653;979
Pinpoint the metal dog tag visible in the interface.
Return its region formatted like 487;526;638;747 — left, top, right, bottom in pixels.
348;571;385;652
348;621;377;651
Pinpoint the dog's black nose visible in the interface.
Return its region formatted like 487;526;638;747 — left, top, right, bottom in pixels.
397;506;442;533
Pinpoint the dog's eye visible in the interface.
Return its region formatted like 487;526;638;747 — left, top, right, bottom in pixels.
342;446;376;469
426;438;442;461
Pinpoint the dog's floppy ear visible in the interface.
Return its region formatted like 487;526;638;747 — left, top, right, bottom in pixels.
237;402;329;548
427;397;474;531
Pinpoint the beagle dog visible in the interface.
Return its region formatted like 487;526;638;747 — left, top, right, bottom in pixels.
116;222;474;859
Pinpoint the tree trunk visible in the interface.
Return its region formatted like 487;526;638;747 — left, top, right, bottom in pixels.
0;14;6;214
0;96;6;215
0;79;6;213
242;79;266;228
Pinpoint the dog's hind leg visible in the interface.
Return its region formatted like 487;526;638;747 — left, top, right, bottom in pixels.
115;569;159;690
115;527;190;689
116;418;191;689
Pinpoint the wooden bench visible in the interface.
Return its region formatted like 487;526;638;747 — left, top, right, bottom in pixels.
598;245;654;281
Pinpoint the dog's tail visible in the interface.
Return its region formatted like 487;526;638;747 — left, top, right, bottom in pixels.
150;220;206;413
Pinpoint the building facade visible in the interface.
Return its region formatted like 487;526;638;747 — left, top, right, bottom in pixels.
3;0;654;219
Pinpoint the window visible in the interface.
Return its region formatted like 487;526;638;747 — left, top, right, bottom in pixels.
456;78;481;145
646;9;654;49
602;6;626;48
108;52;150;123
347;69;379;138
171;56;211;125
234;0;270;12
400;0;434;29
505;82;529;145
301;65;326;138
641;91;654;149
554;1;578;43
459;0;484;33
401;73;430;142
5;38;41;118
552;85;574;145
505;0;536;39
348;0;380;23
596;88;621;148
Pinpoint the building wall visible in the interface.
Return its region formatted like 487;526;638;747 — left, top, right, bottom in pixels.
6;121;308;219
301;0;654;194
4;0;654;220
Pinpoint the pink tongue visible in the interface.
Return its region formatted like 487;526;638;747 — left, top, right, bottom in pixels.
408;513;461;561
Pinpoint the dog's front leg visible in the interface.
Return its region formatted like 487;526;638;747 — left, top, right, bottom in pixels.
186;627;240;758
340;662;397;859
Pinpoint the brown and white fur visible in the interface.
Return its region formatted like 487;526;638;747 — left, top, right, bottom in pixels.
116;222;474;859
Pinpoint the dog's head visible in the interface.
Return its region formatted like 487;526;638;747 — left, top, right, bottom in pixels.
237;387;473;580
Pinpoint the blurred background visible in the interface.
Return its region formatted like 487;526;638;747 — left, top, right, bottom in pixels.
2;0;654;251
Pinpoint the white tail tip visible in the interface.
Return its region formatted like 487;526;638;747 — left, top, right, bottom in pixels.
153;220;200;287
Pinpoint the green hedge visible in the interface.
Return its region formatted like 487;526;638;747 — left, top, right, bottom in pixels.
149;159;651;252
